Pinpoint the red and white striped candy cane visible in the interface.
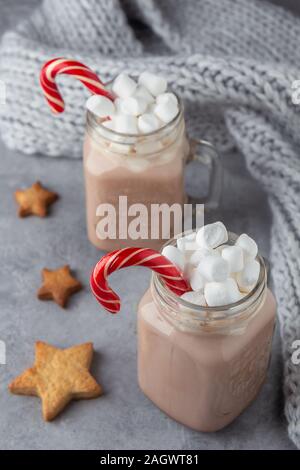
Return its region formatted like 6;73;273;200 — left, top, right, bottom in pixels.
90;247;191;314
40;57;114;114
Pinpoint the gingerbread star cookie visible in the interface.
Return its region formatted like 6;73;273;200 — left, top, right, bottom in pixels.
37;265;82;308
9;341;102;421
15;181;58;217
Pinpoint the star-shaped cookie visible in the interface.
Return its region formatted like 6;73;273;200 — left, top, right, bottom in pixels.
15;181;58;217
9;341;102;421
37;265;82;308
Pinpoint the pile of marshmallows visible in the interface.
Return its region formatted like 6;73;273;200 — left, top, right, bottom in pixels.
162;222;261;308
86;72;179;135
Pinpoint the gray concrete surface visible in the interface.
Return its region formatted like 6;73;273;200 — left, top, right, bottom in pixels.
0;0;297;450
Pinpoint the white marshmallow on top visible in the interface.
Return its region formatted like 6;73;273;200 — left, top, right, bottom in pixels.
177;232;197;253
114;97;123;113
236;259;260;293
204;281;230;307
196;221;228;249
120;96;148;116
112;73;137;98
189;247;218;267
225;278;244;303
147;102;157;114
113;114;138;134
102;119;115;130
190;269;205;292
154;101;178;124
235;233;258;259
221;246;244;273
86;95;115;118
204;278;243;307
139;71;167;97
159;222;261;307
134;85;155;106
162;245;185;272
138;113;161;133
181;291;206;306
215;244;229;254
197;255;230;282
156;92;178;107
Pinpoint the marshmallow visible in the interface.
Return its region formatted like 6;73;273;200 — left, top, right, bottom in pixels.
86;95;115;118
225;278;243;303
139;71;167;97
236;259;260;293
102;119;115;130
113;114;138;134
86;154;106;175
204;278;243;307
112;73;137;98
147;102;157;114
109;142;133;155
154;101;179;124
120;96;148;116
162;245;185;272
215;244;229;254
114;97;123;112
134;85;155;106
197;255;230;282
134;140;163;155
126;158;151;173
204;282;230;307
177;233;197;252
189;247;218;267
180;291;206;306
221;246;244;273
190;269;205;292
159;221;260;307
138;113;161;133
156;92;178;107
235;233;258;259
196;221;228;249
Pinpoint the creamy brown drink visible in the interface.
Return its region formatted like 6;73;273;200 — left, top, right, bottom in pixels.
138;286;275;432
137;226;276;431
83;106;189;251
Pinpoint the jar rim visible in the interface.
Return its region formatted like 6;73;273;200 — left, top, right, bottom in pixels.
86;92;184;144
152;230;267;322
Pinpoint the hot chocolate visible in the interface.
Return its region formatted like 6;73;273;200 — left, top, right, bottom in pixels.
83;72;221;251
137;225;276;431
83;108;189;251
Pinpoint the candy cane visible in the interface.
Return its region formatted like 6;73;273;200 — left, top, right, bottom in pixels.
90;247;191;313
40;57;114;113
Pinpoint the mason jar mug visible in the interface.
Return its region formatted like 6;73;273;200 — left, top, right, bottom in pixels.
137;233;276;432
83;97;222;251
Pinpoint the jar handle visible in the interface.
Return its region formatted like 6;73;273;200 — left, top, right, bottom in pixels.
187;139;223;211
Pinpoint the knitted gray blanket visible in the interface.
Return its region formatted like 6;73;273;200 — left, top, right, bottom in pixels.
1;0;300;447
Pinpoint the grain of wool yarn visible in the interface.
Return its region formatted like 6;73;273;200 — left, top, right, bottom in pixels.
0;0;300;447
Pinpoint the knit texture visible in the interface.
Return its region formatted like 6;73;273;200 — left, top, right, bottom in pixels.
1;0;300;446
